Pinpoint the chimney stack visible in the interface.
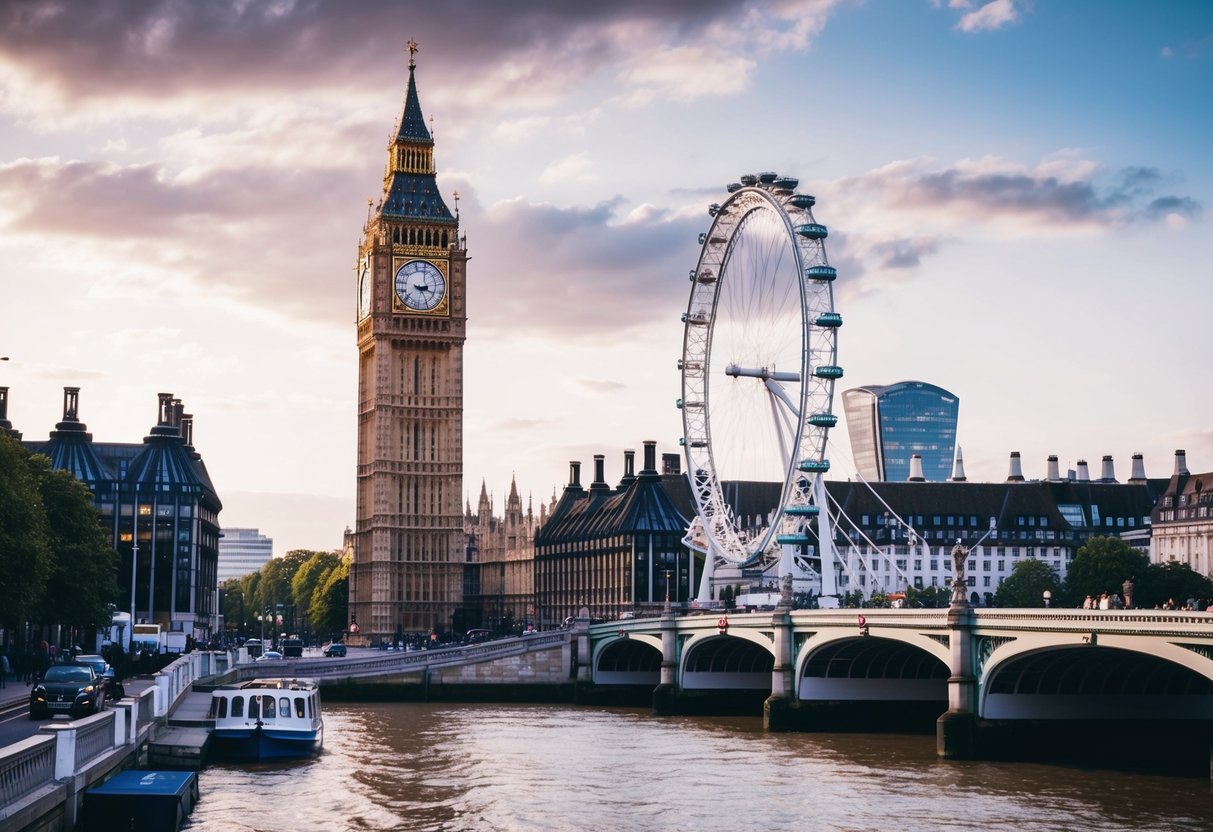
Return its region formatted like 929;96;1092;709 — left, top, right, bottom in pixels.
1129;453;1147;483
908;454;926;482
950;446;967;482
1076;459;1090;481
590;454;610;492
1174;449;1189;477
618;449;636;489
1046;455;1061;481
62;386;80;421
662;453;681;475
1006;451;1025;482
1099;455;1117;483
568;461;582;489
642;440;658;474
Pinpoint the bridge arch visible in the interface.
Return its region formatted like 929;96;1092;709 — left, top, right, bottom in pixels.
594;635;662;685
797;635;948;702
981;643;1213;720
681;634;774;690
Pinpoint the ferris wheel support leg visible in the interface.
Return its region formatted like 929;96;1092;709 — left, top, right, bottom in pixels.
696;549;716;605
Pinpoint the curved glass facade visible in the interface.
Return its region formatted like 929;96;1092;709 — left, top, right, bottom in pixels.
843;381;959;482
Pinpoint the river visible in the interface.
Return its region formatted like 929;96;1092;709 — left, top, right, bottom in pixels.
183;702;1213;832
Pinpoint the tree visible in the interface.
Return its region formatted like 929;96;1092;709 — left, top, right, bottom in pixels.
0;433;52;626
31;456;119;631
309;558;350;637
905;584;950;608
1063;537;1150;607
994;559;1061;608
291;550;342;629
1140;561;1213;609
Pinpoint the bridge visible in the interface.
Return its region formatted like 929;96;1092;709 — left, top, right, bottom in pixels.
589;607;1213;766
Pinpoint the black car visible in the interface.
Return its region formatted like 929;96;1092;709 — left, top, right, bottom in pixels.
322;642;347;657
75;654;126;699
30;665;106;719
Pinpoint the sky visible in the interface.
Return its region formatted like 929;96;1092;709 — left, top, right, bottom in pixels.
1;0;1210;556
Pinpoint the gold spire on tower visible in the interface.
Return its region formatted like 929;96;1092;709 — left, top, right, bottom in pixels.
407;38;419;69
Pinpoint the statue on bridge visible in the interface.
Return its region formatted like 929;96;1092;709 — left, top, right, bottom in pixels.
950;541;968;607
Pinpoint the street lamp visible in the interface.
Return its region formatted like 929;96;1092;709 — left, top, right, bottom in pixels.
1043;590;1052;608
949;517;997;609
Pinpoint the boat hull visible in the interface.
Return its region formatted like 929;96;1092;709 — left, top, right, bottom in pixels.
212;723;323;762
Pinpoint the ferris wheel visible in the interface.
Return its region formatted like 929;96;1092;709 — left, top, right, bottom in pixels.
679;171;841;573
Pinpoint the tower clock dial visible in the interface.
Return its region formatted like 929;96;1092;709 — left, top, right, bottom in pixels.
394;259;447;312
357;257;371;319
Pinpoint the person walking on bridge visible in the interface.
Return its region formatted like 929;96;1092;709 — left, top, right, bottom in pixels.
1122;576;1135;610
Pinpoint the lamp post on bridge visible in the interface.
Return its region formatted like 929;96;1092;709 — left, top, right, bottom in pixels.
950;517;997;610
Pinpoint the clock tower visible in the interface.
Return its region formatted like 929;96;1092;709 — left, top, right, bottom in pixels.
351;42;467;642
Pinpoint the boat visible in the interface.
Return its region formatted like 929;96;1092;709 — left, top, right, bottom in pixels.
208;678;323;761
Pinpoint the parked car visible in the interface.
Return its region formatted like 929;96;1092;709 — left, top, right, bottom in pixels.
30;665;105;719
255;650;283;662
322;642;347;657
74;654;125;699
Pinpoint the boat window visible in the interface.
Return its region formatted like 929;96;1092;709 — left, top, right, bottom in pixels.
295;697;306;718
216;697;228;719
279;697;290;717
262;695;277;719
209;698;220;719
232;696;244;718
248;696;259;719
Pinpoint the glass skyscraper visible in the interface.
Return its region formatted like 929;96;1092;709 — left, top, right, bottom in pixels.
842;381;959;482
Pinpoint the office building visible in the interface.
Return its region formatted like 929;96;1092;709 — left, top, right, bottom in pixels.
218;528;274;584
843;381;959;482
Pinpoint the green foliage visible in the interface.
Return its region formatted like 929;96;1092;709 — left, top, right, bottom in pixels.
720;584;735;609
1063;537;1150;606
309;558;350;636
905;584;951;608
994;558;1061;608
291;550;342;625
841;589;864;609
1140;561;1213;609
0;433;52;626
32;458;118;629
0;433;118;630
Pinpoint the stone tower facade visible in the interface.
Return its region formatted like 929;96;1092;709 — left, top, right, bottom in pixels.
351;44;467;642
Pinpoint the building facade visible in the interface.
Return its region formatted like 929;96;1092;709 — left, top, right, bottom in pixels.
535;443;700;626
463;478;547;631
843;381;959;482
1151;450;1213;576
15;387;222;641
350;46;468;641
217;527;274;584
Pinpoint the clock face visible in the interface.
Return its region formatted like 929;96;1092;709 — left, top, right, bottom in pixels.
357;258;371;319
394;260;447;312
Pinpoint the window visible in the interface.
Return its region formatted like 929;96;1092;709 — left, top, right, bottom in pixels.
982;560;990;572
248;697;259;719
296;697;307;718
983;576;991;587
930;560;938;571
231;697;244;718
261;695;276;719
997;560;1005;572
279;697;290;717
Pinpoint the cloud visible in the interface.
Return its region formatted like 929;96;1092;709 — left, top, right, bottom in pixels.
461;188;699;340
0;0;846;129
834;156;1202;229
955;0;1021;32
869;236;944;269
539;152;598;185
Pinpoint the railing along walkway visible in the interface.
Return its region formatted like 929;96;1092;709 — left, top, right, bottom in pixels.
238;633;570;682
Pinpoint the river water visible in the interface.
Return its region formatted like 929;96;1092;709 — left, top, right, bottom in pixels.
183;702;1213;832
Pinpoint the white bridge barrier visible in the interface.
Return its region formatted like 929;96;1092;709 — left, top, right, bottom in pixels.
0;650;222;831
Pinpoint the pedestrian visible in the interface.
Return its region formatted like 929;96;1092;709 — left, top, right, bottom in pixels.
1122;576;1135;610
1098;592;1110;610
0;650;9;688
1082;595;1093;610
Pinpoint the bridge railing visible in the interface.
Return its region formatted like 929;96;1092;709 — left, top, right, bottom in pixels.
0;735;56;815
235;632;570;681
